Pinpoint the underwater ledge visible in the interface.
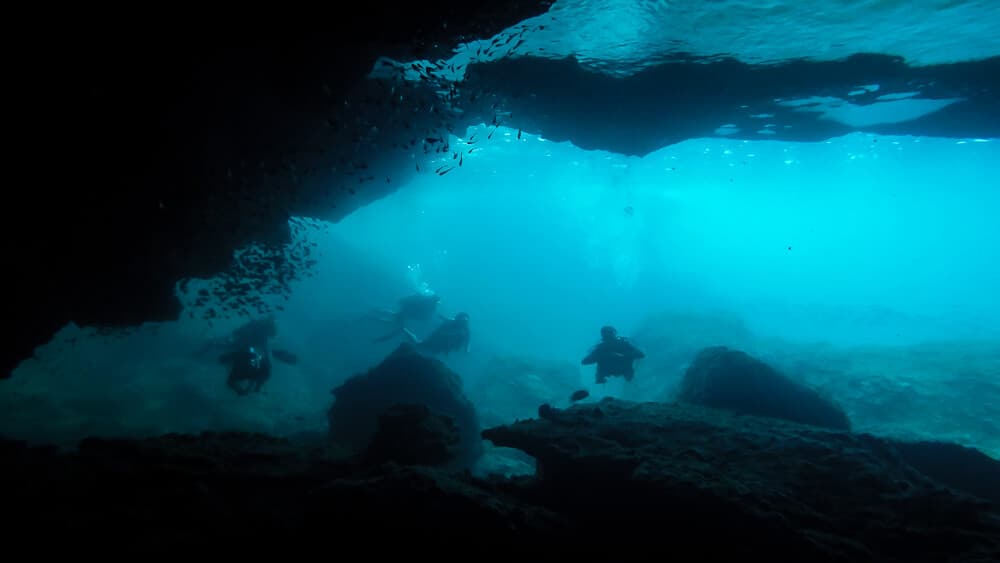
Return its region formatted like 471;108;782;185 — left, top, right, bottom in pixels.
2;396;997;559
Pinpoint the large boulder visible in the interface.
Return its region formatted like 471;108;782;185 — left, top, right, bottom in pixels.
628;310;757;399
677;346;851;430
893;440;1000;506
328;343;482;468
362;403;461;467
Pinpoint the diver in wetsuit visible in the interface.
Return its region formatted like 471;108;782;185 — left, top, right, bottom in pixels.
197;316;296;396
395;292;441;323
219;317;276;395
371;291;442;342
401;312;471;356
582;325;645;384
227;344;272;395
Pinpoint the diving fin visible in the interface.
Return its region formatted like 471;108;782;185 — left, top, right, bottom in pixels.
272;349;299;365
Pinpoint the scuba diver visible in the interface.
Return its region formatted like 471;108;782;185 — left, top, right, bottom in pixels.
195;316;297;396
217;317;276;396
582;325;645;384
370;291;442;342
406;312;470;356
389;312;471;356
227;344;272;396
394;291;442;322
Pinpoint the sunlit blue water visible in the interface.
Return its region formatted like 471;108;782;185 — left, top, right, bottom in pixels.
330;128;999;352
4;128;998;459
2;0;999;462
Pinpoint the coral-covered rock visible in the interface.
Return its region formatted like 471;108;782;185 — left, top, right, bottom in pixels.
483;398;1000;560
2;397;998;558
893;439;1000;506
305;463;565;550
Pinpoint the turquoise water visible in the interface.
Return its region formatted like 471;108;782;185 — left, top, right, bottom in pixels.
336;128;999;349
2;1;998;461
382;0;1000;80
5;128;997;459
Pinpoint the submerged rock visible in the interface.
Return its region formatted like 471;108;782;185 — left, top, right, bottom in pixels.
893;440;1000;506
306;463;565;547
1;398;997;558
0;432;558;553
328;343;482;468
483;398;1000;560
678;345;851;430
362;403;461;467
630;310;757;398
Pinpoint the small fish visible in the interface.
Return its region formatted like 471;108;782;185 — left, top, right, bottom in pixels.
570;389;590;402
517;129;522;139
